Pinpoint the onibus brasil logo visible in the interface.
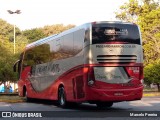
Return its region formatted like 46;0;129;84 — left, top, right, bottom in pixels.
2;112;42;118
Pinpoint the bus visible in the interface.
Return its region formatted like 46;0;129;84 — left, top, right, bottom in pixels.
13;21;143;108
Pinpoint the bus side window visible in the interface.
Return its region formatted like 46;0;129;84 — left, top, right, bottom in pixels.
73;29;84;55
23;50;35;70
62;33;74;58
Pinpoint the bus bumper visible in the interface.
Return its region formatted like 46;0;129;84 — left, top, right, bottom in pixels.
86;86;143;102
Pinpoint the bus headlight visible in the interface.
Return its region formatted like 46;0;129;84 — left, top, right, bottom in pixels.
140;79;144;84
88;80;95;86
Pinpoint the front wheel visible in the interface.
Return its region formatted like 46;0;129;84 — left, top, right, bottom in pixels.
58;87;67;108
96;102;113;108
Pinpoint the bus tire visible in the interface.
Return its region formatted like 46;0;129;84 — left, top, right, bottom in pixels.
96;102;113;108
58;87;67;108
24;89;31;102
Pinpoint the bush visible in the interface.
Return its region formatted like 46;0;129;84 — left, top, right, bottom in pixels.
144;60;160;92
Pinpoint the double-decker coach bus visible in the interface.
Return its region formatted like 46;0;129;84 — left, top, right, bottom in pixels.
14;21;143;108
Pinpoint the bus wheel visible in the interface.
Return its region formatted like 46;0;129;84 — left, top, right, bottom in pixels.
58;87;67;108
96;102;113;108
24;90;30;102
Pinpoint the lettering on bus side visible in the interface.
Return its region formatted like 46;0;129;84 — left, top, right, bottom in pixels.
95;73;122;80
36;64;60;75
96;44;136;48
50;64;60;72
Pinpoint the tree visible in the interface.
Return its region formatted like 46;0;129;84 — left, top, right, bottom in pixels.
22;24;75;42
0;19;75;85
0;40;17;83
0;19;21;42
0;19;28;83
143;24;160;64
115;0;159;23
115;0;160;90
115;0;140;22
22;28;46;43
144;60;160;91
116;0;160;64
41;24;75;36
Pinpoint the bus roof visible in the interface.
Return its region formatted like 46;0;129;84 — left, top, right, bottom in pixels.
25;23;88;50
91;21;136;25
25;21;136;50
25;34;58;49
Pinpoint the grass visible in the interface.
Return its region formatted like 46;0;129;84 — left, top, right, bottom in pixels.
0;95;25;103
143;91;160;97
143;88;160;97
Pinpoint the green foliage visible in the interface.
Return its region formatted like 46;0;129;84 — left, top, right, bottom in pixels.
0;19;13;37
0;40;17;82
143;25;160;64
144;60;160;91
115;0;159;23
116;0;160;57
22;24;75;43
22;28;46;43
0;19;21;40
41;24;75;36
144;61;160;83
0;19;26;83
0;18;75;83
115;0;160;90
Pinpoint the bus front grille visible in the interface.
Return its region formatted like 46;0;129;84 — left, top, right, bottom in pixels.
97;55;137;64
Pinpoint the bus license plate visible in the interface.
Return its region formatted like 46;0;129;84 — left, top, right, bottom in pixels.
114;93;123;96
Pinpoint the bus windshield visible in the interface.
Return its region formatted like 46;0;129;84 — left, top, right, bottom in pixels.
92;23;140;44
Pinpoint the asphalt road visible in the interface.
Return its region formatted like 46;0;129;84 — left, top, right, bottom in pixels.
0;96;160;120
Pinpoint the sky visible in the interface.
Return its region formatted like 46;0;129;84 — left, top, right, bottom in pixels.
0;0;128;30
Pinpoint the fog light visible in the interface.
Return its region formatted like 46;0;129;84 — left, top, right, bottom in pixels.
88;80;94;86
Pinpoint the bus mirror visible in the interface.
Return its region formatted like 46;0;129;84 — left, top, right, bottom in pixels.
13;60;20;72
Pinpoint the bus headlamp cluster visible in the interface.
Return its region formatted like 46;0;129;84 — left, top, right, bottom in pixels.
88;80;95;86
140;79;144;84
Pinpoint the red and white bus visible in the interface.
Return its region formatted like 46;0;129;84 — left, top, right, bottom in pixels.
14;21;143;108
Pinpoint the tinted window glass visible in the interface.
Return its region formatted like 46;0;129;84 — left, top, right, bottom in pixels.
23;44;51;68
92;23;140;44
73;29;84;55
23;30;84;69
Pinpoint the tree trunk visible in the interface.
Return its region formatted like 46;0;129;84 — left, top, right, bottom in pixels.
157;83;160;92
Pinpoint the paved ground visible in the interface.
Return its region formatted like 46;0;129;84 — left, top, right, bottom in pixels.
0;96;160;120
